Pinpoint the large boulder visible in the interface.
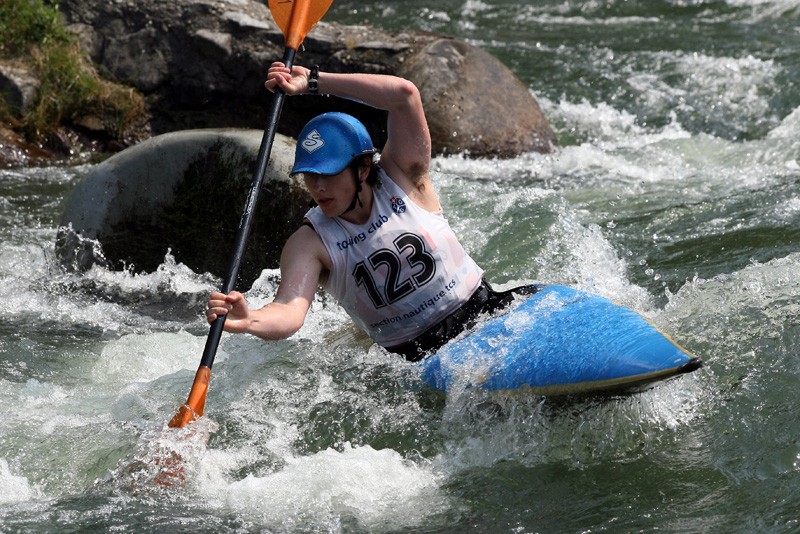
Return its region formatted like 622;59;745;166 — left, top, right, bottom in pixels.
398;39;556;157
56;129;307;283
58;0;556;158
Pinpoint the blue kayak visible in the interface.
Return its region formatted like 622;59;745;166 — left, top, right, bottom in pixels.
418;285;702;395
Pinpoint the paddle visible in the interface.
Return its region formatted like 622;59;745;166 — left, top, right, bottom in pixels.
169;0;334;428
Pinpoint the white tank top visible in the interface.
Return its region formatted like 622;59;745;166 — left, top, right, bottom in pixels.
305;169;484;346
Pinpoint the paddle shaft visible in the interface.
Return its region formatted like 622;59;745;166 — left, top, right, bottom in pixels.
199;47;296;370
169;0;332;429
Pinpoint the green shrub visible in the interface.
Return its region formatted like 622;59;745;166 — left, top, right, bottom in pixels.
0;0;71;57
0;0;146;141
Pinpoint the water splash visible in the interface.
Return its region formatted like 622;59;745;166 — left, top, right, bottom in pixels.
0;458;41;505
101;418;218;493
192;443;446;531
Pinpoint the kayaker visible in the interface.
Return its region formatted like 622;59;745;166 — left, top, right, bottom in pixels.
206;62;537;361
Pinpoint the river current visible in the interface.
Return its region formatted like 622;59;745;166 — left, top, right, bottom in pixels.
1;0;799;532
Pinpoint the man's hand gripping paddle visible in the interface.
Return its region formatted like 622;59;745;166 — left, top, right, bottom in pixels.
168;0;334;429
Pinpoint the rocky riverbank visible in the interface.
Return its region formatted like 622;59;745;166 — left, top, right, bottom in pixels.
1;0;557;168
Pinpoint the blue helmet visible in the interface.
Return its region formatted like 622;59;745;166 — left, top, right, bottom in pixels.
291;112;376;176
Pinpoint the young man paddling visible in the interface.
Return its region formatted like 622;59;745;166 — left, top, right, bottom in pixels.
206;63;536;361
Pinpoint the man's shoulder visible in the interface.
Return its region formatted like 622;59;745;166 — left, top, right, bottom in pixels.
285;224;325;256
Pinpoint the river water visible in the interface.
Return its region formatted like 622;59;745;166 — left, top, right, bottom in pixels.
2;0;799;532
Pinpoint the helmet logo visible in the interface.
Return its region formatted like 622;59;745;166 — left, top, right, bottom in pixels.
300;129;325;153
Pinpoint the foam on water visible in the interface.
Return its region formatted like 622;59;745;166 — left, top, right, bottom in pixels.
438;91;798;274
768;104;800;139
626;52;780;123
512;2;661;26
663;252;800;353
89;252;219;298
427;363;705;475
440;97;700;195
0;459;40;505
0;250;218;342
93;331;204;383
191;443;445;531
763;105;800;170
724;0;800;20
434;146;657;310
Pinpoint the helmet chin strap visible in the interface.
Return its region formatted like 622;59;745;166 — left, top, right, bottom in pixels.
341;170;364;215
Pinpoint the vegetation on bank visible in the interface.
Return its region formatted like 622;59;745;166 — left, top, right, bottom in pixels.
0;0;147;143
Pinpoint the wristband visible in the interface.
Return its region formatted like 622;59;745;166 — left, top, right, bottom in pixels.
308;65;320;95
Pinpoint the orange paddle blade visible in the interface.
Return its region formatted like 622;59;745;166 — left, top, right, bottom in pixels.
168;366;211;428
268;0;334;50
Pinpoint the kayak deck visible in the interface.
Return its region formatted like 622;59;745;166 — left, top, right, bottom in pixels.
418;285;702;396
